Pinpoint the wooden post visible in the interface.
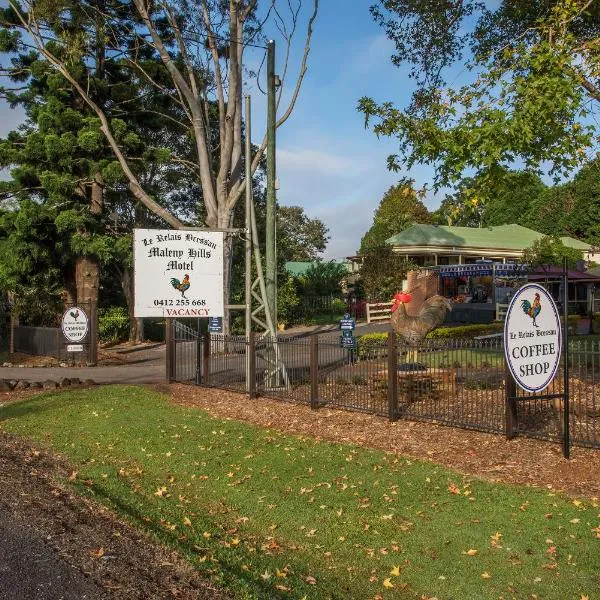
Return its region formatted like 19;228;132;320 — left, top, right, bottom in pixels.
310;334;319;409
165;318;173;382
504;360;518;439
203;332;211;385
387;331;398;421
366;302;371;324
248;331;256;398
88;301;98;366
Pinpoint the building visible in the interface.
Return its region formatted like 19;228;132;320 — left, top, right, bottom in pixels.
384;223;595;266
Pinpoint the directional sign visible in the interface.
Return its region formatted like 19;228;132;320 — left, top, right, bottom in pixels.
208;316;223;333
504;283;562;393
339;315;356;331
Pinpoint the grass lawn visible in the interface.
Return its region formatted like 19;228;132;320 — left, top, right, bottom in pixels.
1;386;599;599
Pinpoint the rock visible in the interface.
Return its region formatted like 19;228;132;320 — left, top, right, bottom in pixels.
9;380;18;388
69;377;82;386
59;378;71;388
59;362;68;368
42;380;59;390
14;380;30;390
83;379;96;386
17;364;25;368
0;380;14;391
29;382;42;389
2;362;13;368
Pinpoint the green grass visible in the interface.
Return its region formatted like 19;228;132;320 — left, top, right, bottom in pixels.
1;386;599;599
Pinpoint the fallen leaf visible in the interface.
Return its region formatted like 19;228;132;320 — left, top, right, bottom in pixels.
154;486;167;497
305;575;317;585
275;584;290;592
389;565;401;577
260;571;271;581
382;578;394;589
183;517;192;527
448;483;460;495
90;547;105;558
465;549;478;556
481;572;491;579
68;470;78;480
230;537;240;547
202;531;211;539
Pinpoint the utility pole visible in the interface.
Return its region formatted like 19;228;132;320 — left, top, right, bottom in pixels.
265;39;277;332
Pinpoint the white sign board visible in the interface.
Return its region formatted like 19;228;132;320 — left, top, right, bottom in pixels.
67;344;84;352
134;229;224;318
504;283;562;393
61;307;89;342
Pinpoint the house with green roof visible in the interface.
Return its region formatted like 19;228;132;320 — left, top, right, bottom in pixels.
384;224;594;266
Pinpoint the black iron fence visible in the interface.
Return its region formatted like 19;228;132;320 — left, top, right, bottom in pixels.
169;324;600;451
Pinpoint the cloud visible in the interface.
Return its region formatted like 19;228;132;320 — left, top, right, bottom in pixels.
277;147;361;174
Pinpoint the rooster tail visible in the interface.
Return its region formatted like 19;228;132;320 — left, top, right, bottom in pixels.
170;278;180;288
520;299;531;314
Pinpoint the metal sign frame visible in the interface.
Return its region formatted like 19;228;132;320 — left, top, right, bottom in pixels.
504;260;570;458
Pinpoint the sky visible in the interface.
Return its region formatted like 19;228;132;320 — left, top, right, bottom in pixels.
0;1;452;261
244;1;430;260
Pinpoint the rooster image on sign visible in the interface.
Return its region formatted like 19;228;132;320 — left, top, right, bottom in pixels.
520;292;541;327
170;274;190;298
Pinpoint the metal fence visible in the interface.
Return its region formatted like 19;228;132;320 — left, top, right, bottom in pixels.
169;324;600;451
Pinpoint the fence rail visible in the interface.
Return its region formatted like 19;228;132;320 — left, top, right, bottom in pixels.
170;323;600;451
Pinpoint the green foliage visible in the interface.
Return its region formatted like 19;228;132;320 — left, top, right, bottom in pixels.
426;323;503;339
276;275;300;327
522;235;584;269
299;261;347;297
361;1;600;198
98;306;130;343
356;332;388;359
277;205;329;261
360;178;432;253
359;245;414;300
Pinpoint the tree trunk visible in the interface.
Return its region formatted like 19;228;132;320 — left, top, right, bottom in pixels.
75;175;104;305
120;267;144;343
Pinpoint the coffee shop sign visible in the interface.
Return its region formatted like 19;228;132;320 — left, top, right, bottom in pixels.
503;283;562;393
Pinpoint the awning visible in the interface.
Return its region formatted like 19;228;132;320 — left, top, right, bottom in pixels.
438;263;527;278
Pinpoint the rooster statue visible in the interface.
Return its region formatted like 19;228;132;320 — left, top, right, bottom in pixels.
390;291;452;345
170;274;191;298
520;292;541;327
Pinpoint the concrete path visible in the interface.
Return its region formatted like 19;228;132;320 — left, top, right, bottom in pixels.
0;322;391;386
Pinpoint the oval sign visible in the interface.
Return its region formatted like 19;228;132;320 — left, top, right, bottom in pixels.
504;284;562;393
61;307;89;343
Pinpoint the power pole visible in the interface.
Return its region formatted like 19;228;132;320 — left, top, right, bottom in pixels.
265;39;277;332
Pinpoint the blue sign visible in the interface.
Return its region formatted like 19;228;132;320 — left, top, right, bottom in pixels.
340;335;356;349
339;316;356;331
208;316;223;333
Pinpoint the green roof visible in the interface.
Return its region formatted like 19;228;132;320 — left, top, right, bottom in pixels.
285;260;351;276
385;224;591;252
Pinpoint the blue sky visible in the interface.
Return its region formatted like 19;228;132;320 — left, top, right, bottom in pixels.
244;1;440;260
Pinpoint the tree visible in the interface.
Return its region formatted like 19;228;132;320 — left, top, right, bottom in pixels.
5;0;319;333
434;169;548;228
0;4;200;339
298;261;347;297
359;178;431;253
277;205;329;261
359;245;414;300
359;1;600;200
522;235;583;269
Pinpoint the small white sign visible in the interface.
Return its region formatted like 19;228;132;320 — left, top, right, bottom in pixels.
134;229;224;318
61;307;89;343
67;344;84;352
504;283;562;393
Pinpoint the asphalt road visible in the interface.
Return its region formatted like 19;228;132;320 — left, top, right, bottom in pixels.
0;511;104;600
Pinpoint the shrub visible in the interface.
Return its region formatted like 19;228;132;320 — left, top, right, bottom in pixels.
98;306;129;343
425;323;503;339
331;298;346;314
357;332;388;359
